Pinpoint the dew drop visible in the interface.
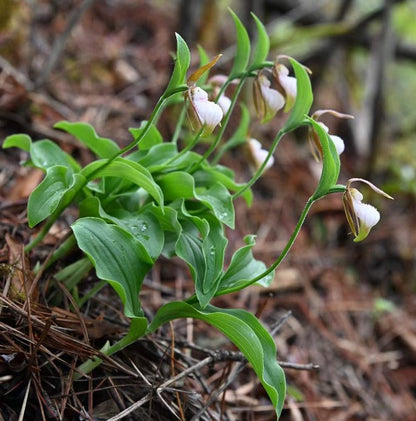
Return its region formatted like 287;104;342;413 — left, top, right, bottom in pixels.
139;222;148;232
219;212;228;220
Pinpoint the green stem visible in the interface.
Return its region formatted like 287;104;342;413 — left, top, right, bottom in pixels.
38;234;77;271
233;129;285;200
216;196;315;297
77;279;107;307
171;105;187;144
75;317;147;378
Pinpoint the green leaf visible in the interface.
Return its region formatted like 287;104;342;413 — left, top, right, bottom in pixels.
148;301;286;417
27;166;86;227
229;9;251;78
3;133;32;151
308;118;341;200
197;182;235;228
157;172;234;228
176;211;227;307
129;121;163;151
4;136;81;172
54;121;120;159
81;157;164;207
165;33;190;94
72;217;153;318
281;58;313;133
176;220;207;301
250;12;270;69
31;140;81;172
157;171;195;201
110;207;164;262
216;235;274;295
128;143;177;171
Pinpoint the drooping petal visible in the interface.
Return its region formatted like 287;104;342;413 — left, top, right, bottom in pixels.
217;94;232;115
330;134;345;155
188;87;223;136
346;187;381;242
317;122;345;156
254;74;285;123
274;64;297;112
247;138;274;171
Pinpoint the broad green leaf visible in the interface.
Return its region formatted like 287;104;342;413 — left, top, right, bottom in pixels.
176;219;207;300
109;207;164;262
129;121;163;150
157;171;195;201
229;9;251;78
3;135;80;172
165;33;190;94
281;58;313;133
27;166;85;227
197;182;235;228
176;211;227;307
193;165;253;206
158;172;234;228
72;217;153;318
2;133;32;151
147;203;182;258
199;214;227;303
308;118;341;200
250;12;270;69
31;140;81;172
148;301;286;417
216;235;274;295
54;121;120;159
128;143;178;171
81;158;164;206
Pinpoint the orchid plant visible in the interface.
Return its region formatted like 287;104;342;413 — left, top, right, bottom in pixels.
2;10;392;418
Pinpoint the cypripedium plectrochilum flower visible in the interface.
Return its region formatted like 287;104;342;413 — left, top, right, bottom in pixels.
186;54;224;137
273;62;297;112
246;138;275;172
308;109;354;161
253;71;285;123
342;178;393;242
187;86;223;136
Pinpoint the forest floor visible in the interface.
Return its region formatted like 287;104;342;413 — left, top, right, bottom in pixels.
0;1;415;420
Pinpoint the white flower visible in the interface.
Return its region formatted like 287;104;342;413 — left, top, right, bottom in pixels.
247;138;274;171
211;86;232;116
188;86;223;136
273;64;297;112
342;179;393;242
253;73;285;123
318;122;345;155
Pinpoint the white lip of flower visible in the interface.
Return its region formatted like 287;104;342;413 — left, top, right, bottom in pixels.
188;86;223;136
274;64;297;112
318;122;345;155
342;178;393;242
214;88;232;115
254;74;285;123
248;138;274;171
